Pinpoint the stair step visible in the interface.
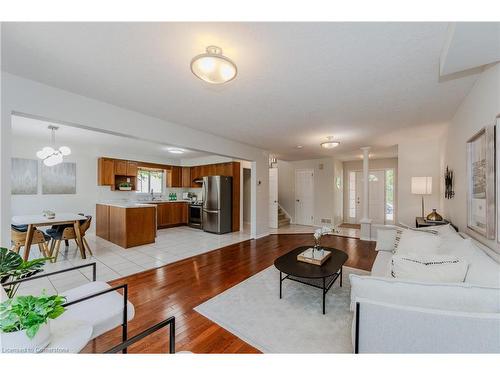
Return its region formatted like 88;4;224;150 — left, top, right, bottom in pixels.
278;217;290;227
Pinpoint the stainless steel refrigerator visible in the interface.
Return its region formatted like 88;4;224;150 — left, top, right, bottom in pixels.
202;176;232;234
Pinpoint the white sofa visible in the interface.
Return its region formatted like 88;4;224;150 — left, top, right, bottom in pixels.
350;224;500;353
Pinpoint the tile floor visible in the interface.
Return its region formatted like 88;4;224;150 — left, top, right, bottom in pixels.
18;226;251;296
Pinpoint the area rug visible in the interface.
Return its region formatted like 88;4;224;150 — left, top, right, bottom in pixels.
194;265;369;353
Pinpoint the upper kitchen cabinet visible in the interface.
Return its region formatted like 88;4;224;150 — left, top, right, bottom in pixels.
166;166;182;188
181;167;191;188
98;158;115;185
114;159;128;176
114;160;137;177
126;161;138;177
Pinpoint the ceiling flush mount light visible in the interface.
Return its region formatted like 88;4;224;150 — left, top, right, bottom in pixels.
190;45;237;84
320;136;340;149
167;148;185;154
296;145;304;149
36;126;71;166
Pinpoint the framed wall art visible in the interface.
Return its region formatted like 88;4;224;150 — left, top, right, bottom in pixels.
42;162;77;194
497;115;500;243
466;125;495;239
11;158;38;195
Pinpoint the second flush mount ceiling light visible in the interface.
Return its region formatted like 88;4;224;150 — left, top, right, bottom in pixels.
190;46;237;84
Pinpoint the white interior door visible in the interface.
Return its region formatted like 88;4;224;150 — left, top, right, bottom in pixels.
354;170;386;224
269;168;278;229
295;169;314;225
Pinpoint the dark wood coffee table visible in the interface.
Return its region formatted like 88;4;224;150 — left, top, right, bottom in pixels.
274;246;348;314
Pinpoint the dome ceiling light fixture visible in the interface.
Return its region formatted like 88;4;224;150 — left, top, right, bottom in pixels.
320;136;340;149
167;148;185;154
36;125;71;167
190;45;237;84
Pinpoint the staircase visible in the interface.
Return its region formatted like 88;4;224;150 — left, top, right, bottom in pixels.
278;206;290;227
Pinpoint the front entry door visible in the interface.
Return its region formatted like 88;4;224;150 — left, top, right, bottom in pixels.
355;170;386;224
295;169;314;225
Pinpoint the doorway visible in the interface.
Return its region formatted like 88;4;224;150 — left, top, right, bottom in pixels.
269;168;278;228
243;168;251;229
348;169;394;225
294;169;314;225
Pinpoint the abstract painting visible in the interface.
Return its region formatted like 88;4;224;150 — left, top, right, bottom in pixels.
11;158;38;195
466;126;495;239
42;162;76;194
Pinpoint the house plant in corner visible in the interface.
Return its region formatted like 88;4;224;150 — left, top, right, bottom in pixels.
0;294;66;353
0;247;49;298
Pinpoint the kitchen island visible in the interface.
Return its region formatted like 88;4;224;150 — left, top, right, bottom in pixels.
96;203;156;248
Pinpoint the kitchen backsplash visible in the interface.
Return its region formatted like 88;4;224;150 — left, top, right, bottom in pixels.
97;186;203;203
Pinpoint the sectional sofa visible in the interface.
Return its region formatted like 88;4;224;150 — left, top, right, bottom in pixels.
350;224;500;353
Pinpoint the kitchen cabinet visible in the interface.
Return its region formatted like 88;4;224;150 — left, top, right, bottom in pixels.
97;158;115;186
126;161;138;176
96;204;110;239
181;167;191;188
96;203;156;248
191;166;202;187
156;202;188;228
114;160;128;175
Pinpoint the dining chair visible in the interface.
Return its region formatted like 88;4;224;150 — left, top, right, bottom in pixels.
10;224;51;258
47;215;93;262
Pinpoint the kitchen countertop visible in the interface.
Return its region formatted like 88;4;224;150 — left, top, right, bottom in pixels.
97;202;156;208
136;200;193;204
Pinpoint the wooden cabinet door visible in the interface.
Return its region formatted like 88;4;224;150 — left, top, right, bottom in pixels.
98;158;115;186
181;167;191;188
181;203;188;223
190;166;200;187
200;165;209;178
95;204;110;239
114;160;127;175
156;204;170;227
207;164;217;176
171;166;182;187
126;161;138;177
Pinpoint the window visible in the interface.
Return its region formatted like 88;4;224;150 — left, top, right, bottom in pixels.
385;169;394;222
349;171;356;218
137;168;164;194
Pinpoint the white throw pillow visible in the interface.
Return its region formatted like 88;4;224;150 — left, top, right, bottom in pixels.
394;228;441;256
375;229;397;252
391;254;469;283
432;224;462;241
349;274;500;313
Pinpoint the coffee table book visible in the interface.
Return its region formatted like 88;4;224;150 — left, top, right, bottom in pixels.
297;248;332;266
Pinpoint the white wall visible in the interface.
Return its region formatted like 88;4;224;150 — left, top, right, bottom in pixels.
333;159;343;224
0;73;270;245
443;63;500;252
277;160;295;220
398;138;443;227
180;155;234;166
277;158;335;226
343;157;398;223
243;168;251;224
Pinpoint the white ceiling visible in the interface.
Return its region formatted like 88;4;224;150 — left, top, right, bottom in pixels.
2;22;482;160
440;23;500;76
11;115;211;160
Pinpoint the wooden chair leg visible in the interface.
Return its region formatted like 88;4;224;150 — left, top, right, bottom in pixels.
49;239;56;256
83;237;93;256
52;240;62;263
11;244;21;254
37;243;47;258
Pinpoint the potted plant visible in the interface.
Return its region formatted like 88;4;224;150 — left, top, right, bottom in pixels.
0;294;66;353
0;247;49;298
118;181;132;191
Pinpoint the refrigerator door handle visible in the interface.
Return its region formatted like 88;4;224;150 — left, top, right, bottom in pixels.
203;209;219;214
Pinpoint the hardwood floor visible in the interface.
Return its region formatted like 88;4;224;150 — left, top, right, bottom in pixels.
82;234;376;354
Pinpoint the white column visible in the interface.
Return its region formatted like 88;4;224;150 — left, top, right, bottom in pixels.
360;147;372;240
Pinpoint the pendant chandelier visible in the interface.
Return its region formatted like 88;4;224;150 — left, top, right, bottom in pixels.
36;125;71;166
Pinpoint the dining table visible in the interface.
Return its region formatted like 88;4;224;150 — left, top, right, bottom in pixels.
11;213;88;261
